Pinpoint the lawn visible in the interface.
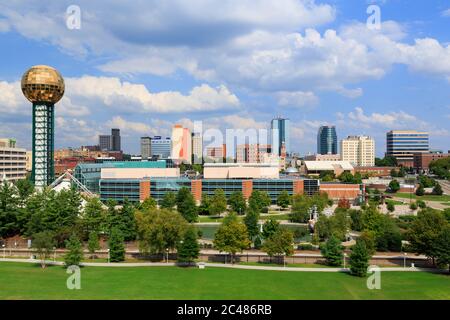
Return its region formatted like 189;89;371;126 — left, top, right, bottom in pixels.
1;262;449;300
395;193;450;202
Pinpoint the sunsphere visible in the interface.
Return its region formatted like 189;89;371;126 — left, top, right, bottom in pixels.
21;65;65;104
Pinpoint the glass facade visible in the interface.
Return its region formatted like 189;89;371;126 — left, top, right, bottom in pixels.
386;131;429;163
317;126;337;155
151;137;171;158
271;118;290;155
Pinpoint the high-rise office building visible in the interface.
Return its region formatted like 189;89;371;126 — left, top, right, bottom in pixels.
0;138;27;182
271;117;290;156
99;135;111;151
192;133;203;163
386;130;429;167
171;125;192;164
151;136;171;159
111;128;121;152
317;126;338;155
140;137;152;160
341;136;375;167
236;144;272;163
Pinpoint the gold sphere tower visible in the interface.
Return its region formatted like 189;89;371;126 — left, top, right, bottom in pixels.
21;65;65;188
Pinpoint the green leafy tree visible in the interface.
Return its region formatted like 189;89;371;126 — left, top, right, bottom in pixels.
291;194;311;223
432;183;443;196
83;197;105;236
262;218;280;239
407;208;449;265
135;208;188;255
176;187;198;222
415;184;425;196
228;191;247;214
210;189;227;216
160;192;177;210
388;180;400;193
108;227;125;262
14;179;35;201
64;234;83;267
243;208;260;241
177;226;200;264
0;182;20;238
410;202;418;210
321;236;344;267
31;231;56;268
262;229;294;261
118;199;137;241
416;200;427;209
87;231;100;259
260;191;272;210
277;191;291;209
138;197;157;211
213;213;251;263
359;231;376;255
198;193;212;216
349;240;370;277
249;190;271;213
435;226;450;272
349;209;363;231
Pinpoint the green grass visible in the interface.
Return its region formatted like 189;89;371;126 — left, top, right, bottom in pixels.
440;202;450;207
260;213;292;221
385;199;405;205
0;262;449;300
395;193;450;202
238;262;333;268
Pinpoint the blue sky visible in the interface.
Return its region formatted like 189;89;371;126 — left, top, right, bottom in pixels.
0;0;449;156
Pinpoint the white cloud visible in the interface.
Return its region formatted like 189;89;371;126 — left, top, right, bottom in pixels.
66;76;240;113
442;9;450;17
106;116;153;135
277;91;319;108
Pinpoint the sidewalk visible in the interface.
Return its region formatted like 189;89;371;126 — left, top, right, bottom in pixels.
1;258;447;273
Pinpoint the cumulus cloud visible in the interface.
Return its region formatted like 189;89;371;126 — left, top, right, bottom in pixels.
66;76;240;113
106;116;153;135
442;9;450;17
277;91;319;108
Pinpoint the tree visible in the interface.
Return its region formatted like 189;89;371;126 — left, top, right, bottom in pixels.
262;229;294;262
160;192;177;210
64;234;83;267
435;226;450;272
388;180;400;193
31;231;56;268
248;190;270;213
138;197;157;211
198;194;212;216
0;182;20;238
415;184;425;196
277;191;291;209
407;208;449;265
349;240;370;277
176;187;198;222
321;236;344;267
359;231;376;255
432;183;443;196
349;209;363;231
410;202;418;211
135;208;188;255
118;199;137;241
108;227;125;262
243;208;260;241
213;213;251;263
416;200;427;209
83;197;105;236
210;189;227;216
262;218;280;239
87;231;100;259
376;156;397;167
14;179;34;200
260;191;272;210
228;191;246;214
177;226;200;264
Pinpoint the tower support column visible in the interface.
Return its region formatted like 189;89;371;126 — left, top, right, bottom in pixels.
32;103;55;188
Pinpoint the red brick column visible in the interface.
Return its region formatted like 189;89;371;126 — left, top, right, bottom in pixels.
139;180;151;202
191;180;202;203
242;180;253;200
293;180;304;195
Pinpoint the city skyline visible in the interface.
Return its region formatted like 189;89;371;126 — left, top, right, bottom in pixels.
0;1;449;156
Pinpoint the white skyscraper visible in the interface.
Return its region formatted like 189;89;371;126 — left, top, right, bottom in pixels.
341;136;375;167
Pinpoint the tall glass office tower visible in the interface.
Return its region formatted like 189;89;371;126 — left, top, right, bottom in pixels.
271;118;290;156
317;126;338;155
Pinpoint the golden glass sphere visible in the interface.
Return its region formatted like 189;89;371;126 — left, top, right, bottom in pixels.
21;65;65;104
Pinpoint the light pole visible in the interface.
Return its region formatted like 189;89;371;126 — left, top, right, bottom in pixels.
107;249;110;263
166;248;169;263
2;244;5;259
403;252;407;268
343;252;347;270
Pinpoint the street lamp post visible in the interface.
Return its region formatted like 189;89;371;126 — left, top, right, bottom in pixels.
343;252;347;270
403;252;407;268
107;249;110;263
2;244;5;259
166;248;169;263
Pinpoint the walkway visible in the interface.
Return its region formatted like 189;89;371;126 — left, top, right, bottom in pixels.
1;258;447;273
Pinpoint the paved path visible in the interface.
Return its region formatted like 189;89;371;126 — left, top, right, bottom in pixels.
1;258;446;273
